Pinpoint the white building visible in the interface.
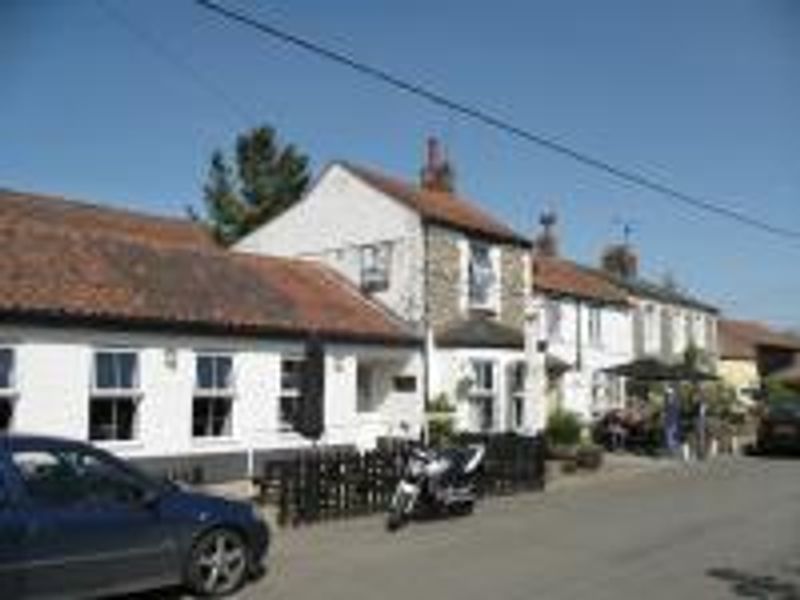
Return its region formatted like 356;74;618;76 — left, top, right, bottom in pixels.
532;256;633;421
0;189;424;482
594;244;719;365
236;140;547;434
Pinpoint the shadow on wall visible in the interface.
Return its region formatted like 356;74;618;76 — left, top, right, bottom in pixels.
707;566;800;599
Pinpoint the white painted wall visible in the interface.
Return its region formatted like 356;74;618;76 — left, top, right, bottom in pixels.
1;325;424;461
537;293;633;421
235;164;426;324
632;298;718;361
431;347;535;434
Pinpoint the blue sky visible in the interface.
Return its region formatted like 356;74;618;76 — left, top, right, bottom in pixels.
2;0;799;328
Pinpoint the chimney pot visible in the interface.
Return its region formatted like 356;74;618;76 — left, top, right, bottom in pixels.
420;136;455;192
427;137;442;170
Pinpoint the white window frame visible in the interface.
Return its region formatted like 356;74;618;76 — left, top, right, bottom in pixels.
360;242;392;292
0;346;17;433
508;361;526;430
469;359;496;432
467;241;498;311
192;353;235;439
89;349;141;442
279;357;306;432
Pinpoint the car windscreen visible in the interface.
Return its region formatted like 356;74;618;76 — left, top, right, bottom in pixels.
767;400;800;420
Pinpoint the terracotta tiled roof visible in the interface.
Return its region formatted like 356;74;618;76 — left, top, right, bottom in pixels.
719;319;800;360
0;189;418;344
533;256;628;305
0;188;215;250
342;163;531;247
593;268;718;313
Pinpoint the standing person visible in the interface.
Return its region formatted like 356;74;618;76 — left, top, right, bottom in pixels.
695;390;708;460
663;385;681;458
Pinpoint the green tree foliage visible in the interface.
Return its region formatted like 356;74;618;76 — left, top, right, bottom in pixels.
192;126;311;245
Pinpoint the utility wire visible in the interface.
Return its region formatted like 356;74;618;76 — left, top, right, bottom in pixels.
194;0;800;242
95;0;255;126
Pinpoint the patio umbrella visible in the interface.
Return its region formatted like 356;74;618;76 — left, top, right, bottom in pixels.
669;363;719;382
602;358;717;382
601;358;676;381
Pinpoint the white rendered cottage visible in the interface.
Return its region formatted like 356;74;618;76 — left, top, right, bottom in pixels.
0;189;424;482
236;140;547;434
531;256;633;421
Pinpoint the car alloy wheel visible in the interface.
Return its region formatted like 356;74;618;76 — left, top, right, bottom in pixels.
188;528;248;597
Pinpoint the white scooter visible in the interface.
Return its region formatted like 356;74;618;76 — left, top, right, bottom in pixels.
386;444;486;531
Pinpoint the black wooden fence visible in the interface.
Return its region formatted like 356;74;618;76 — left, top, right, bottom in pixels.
255;433;546;526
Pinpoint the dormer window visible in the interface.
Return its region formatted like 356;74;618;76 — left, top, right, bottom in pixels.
360;242;392;293
468;241;496;309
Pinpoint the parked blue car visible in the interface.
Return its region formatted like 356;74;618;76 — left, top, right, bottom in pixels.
0;434;270;598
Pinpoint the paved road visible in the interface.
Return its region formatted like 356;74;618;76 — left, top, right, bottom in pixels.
241;456;800;600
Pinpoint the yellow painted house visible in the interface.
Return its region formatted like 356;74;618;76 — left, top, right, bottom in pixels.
719;319;800;404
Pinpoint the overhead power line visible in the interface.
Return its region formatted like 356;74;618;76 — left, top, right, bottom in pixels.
193;0;800;242
96;0;254;125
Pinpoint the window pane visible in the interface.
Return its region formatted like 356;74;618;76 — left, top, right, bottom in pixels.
95;353;117;389
90;397;136;441
89;399;114;440
280;395;301;429
514;397;524;428
468;243;494;306
281;359;303;391
193;396;232;437
193;397;210;437
73;451;145;505
197;356;214;390
0;399;12;432
471;361;494;394
95;352;137;390
0;349;13;389
393;376;417;393
211;398;232;436
511;363;525;393
116;400;135;440
117;354;137;389
12;450;86;506
215;357;232;389
485;363;494;391
361;243;391;291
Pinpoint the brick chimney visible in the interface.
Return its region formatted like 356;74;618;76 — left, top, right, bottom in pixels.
420;136;455;192
601;243;639;279
533;209;559;257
